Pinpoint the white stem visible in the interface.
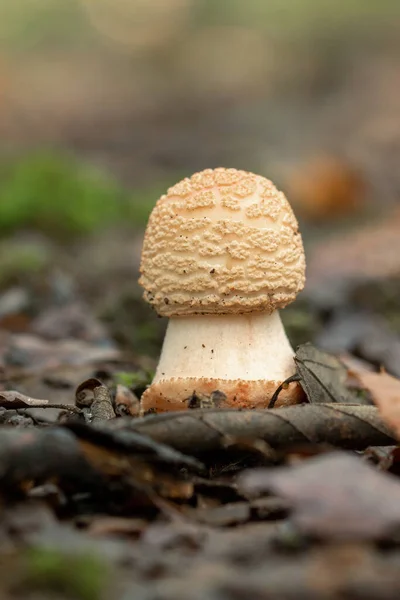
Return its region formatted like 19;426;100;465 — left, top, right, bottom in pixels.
153;311;295;383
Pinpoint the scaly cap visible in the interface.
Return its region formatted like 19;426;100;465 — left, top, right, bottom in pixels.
139;168;305;317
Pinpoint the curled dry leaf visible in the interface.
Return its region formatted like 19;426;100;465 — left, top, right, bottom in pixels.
75;377;115;422
238;451;400;541
0;391;48;409
114;384;140;417
75;378;104;407
350;370;400;439
125;404;395;455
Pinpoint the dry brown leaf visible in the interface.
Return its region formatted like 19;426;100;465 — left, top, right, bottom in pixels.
350;370;400;439
0;391;48;409
114;384;140;417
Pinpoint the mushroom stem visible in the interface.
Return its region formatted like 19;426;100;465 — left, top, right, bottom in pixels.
155;311;294;381
141;311;303;412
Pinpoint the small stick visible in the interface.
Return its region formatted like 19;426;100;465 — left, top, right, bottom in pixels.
91;384;116;422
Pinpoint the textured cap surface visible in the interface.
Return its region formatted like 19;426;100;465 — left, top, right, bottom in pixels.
139;168;305;317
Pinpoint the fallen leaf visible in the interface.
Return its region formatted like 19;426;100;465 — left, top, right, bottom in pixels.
294;344;363;405
270;343;363;407
350;370;400;439
0;391;48;408
113;385;140;417
238;451;400;540
128;404;394;454
75;378;103;407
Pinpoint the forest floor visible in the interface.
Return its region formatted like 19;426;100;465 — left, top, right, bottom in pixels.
1;210;400;600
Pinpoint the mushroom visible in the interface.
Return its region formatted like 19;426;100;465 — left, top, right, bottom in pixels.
139;168;306;412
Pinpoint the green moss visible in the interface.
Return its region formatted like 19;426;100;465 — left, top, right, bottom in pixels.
0;153;175;237
0;240;50;286
114;369;154;389
0;154;124;235
24;547;109;600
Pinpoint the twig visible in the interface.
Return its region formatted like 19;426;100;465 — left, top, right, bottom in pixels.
91;384;116;422
269;374;301;408
39;403;82;414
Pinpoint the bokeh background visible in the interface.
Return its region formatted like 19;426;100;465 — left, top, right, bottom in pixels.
0;0;399;370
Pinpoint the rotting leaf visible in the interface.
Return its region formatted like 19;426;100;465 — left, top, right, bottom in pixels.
238;451;400;541
350;370;400;440
270;343;364;408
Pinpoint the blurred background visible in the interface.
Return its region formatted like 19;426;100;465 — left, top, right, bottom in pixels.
0;0;400;381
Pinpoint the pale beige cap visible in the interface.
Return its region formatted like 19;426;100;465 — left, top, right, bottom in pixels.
139;168;305;317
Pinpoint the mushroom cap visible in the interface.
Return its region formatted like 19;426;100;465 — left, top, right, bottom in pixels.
139;168;305;317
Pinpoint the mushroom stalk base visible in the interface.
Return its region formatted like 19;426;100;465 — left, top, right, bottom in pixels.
141;312;304;412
